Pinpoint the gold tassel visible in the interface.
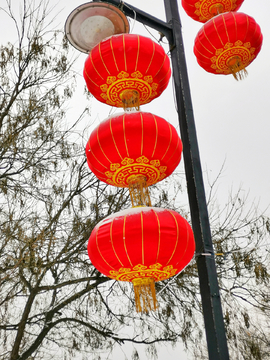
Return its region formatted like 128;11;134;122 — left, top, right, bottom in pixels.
121;90;140;110
132;278;158;313
127;175;152;208
228;56;248;81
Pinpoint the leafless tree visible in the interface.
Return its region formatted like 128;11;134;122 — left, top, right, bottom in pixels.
0;1;270;360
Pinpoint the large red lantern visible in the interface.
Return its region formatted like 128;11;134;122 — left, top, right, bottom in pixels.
182;0;245;23
86;111;182;188
88;206;195;312
83;34;171;109
194;12;263;80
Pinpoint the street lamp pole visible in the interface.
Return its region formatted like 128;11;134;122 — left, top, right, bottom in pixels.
164;2;230;360
98;1;230;359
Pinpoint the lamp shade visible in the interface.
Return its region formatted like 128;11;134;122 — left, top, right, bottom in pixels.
194;12;263;79
65;2;129;53
83;34;171;108
182;0;245;23
85;112;182;187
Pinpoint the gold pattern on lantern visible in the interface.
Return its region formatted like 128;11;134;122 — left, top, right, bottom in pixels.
210;41;255;79
194;0;239;21
131;71;143;78
105;156;167;187
99;71;159;108
109;263;177;282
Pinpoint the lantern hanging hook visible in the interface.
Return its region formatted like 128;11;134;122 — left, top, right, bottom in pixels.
121;1;137;33
119;0;124;12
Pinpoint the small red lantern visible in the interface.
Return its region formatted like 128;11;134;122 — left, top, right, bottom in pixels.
83;34;171;109
182;0;245;23
194;12;263;80
88;206;195;312
86;111;182;187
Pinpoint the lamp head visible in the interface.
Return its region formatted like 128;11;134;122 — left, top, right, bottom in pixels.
65;2;130;53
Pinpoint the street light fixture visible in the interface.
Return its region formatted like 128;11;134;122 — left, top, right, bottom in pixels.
65;1;230;359
65;2;129;53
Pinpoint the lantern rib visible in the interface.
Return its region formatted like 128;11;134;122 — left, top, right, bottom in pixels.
97;126;112;164
153;210;161;263
243;14;250;43
193;45;213;60
222;13;230;44
99;42;111;76
83;68;100;88
213;16;225;47
123;215;133;267
158;66;171;86
87;163;108;180
141;212;144;265
233;12;238;42
199;28;216;55
171;156;182;172
256;24;263;45
110;117;123;161
123;114;130;157
175;221;190;271
140;112;144;156
87;139;108;169
166;135;181;164
135;35;140;72
166;211;179;265
151;114;158;158
110;220;124;267
161;122;172;161
90;51;105;80
154;53;167;78
175;220;190;267
123;35;127;72
110;37;119;72
250;21;258;44
235;13;239;39
145;41;155;74
95;227;115;270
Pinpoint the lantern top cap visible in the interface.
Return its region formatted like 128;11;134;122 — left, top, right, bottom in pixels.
65;1;130;53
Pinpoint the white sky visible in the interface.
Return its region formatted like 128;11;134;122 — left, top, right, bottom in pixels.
1;0;269;358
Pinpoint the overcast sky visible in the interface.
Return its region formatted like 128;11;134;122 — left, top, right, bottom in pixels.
1;0;269;358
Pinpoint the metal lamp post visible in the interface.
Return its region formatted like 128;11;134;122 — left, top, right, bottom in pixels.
65;1;230;359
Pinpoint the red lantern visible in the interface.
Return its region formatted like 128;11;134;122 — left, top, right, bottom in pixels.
83;34;171;109
182;0;244;23
194;12;263;80
85;112;182;188
88;206;195;312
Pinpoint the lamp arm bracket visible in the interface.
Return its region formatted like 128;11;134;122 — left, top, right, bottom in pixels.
97;0;173;43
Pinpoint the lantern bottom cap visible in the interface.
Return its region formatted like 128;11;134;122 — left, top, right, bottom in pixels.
120;89;140;110
227;56;248;81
